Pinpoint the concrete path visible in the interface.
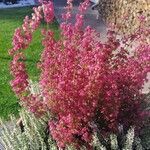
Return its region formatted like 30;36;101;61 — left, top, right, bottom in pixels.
53;0;106;37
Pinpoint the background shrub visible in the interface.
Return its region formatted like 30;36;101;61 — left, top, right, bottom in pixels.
4;0;18;4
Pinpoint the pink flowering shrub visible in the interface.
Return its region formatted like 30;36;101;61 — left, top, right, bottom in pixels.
9;0;150;149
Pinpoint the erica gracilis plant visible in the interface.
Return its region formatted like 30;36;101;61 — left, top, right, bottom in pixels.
9;0;150;149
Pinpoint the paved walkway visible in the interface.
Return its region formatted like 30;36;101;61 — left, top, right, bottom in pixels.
53;0;106;38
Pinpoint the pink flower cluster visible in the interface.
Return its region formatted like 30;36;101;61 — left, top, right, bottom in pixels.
9;1;54;116
9;0;150;149
43;1;54;23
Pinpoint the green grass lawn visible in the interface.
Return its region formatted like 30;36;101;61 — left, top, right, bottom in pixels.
0;7;59;120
